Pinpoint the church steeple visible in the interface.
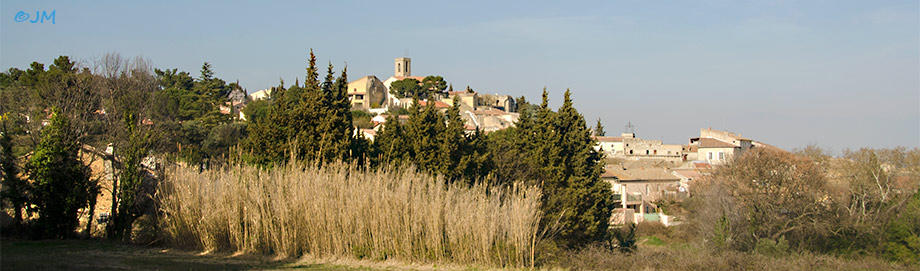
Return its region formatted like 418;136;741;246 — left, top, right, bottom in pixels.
395;57;411;77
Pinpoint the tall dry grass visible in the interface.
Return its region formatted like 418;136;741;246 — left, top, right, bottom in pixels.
156;162;542;267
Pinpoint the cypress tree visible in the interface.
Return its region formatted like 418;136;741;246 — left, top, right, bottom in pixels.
439;96;467;181
514;88;613;248
27;108;96;238
245;50;355;165
594;118;606;136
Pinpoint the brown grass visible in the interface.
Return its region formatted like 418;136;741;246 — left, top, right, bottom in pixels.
554;244;914;271
156;162;543;268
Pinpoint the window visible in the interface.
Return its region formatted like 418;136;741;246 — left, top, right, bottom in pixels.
629;150;633;155
708;152;713;160
646;150;649;155
719;152;724;160
654;150;657;155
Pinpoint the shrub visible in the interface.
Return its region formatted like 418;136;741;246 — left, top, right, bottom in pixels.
609;223;637;253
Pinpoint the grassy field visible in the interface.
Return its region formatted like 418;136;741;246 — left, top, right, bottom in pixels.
3;238;916;271
0;239;398;271
0;239;515;271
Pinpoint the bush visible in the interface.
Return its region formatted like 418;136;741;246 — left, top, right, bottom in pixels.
609;223;637;253
754;236;790;257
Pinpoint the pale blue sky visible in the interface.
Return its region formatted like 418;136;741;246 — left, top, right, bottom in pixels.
2;0;918;152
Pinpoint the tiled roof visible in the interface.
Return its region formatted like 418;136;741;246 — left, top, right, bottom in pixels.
418;100;451;108
697;138;737;148
602;166;681;182
692;161;712;170
594;136;624;143
393;76;426;82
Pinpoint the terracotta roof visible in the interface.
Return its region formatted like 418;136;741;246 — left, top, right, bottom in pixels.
602;166;681;182
448;91;475;95
697;138;738;148
692;161;712;170
418;100;451;108
393;76;426;82
594;136;624;143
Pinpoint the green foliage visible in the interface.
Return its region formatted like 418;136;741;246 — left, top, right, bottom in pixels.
610;223;637;253
884;190;920;264
371;114;410;167
421;75;447;96
110;111;150;241
594;118;605;136
26;108;97;238
245;50;358;166
1;113;28;223
522;89;612;248
241;99;271;123
372;97;490;183
389;78;422;99
350;110;375;129
153;63;236;166
754;236;790;257
203;122;247;161
387;106;410;116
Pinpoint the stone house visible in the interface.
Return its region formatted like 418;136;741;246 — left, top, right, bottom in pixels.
594;132;683;162
688;128;753;165
347;75;388;110
603;165;682;225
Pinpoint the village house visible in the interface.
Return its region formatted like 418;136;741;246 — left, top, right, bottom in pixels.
688;128;753;165
593;132;683;163
603;165;683;226
347;75;388;111
249;88;272;101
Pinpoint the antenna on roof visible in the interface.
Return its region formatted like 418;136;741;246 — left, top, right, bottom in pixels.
624;121;635;133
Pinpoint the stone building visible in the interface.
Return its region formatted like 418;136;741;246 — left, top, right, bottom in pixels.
347;75;388;110
594;132;683;162
687;128;753;165
476;94;516;113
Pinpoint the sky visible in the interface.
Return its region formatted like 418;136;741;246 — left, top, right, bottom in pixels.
2;0;918;153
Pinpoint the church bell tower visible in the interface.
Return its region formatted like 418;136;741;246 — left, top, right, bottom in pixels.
395;57;411;77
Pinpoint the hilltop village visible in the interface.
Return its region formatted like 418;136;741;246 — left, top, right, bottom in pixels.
234;57;781;226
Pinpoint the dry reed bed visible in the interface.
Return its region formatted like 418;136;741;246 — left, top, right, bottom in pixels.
156;163;542;267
